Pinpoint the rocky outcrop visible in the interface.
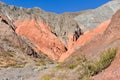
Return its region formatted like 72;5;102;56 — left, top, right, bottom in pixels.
59;0;120;61
104;9;120;36
1;10;38;53
54;9;120;80
0;2;83;43
0;10;40;68
74;0;120;31
0;2;83;60
93;10;120;80
1;1;120;79
58;20;111;62
0;7;54;68
0;0;120;61
63;9;120;62
14;19;67;60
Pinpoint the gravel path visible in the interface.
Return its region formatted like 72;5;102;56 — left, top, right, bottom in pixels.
0;64;56;80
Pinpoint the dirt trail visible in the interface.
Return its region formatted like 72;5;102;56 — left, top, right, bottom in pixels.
0;64;56;80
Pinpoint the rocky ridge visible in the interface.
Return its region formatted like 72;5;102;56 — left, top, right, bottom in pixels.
0;0;120;80
1;0;120;61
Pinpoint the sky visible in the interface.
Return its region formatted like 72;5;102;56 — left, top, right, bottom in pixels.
1;0;110;14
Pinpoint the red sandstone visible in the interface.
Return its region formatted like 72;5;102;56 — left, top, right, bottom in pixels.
14;19;66;60
14;19;110;61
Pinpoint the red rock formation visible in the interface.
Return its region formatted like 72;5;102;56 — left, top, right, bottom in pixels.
14;19;111;61
14;19;67;60
92;10;120;80
59;20;111;62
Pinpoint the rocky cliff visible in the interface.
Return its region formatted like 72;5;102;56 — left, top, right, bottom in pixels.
0;2;83;60
93;9;120;80
1;0;120;80
0;4;53;69
49;8;120;80
0;0;120;61
75;0;120;31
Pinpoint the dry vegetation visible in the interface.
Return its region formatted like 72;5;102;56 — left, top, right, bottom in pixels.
40;48;117;80
0;51;27;68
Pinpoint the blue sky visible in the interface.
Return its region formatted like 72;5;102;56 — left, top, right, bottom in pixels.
1;0;110;14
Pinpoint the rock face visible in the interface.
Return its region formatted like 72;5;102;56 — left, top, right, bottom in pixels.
14;19;66;60
0;2;84;60
0;9;41;68
1;0;120;80
58;20;111;62
0;0;120;61
93;10;120;80
0;2;82;43
54;9;120;80
63;9;120;63
0;10;34;55
75;0;120;31
0;2;82;60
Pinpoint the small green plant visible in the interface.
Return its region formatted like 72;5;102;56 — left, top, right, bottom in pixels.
12;62;27;68
40;74;66;80
7;50;14;57
35;53;54;66
68;64;77;69
41;48;117;80
73;48;117;80
41;75;52;80
57;55;88;70
89;48;117;75
0;52;27;68
35;60;46;66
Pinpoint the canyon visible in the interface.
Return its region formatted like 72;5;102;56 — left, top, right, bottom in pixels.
0;0;120;80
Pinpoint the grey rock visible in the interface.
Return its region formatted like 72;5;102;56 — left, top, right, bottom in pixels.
75;0;120;31
0;2;88;43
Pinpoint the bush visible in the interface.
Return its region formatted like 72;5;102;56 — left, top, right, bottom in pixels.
40;48;117;80
89;48;117;75
41;75;52;80
0;52;27;68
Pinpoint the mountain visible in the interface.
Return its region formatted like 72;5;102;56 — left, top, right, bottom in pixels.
1;0;120;61
75;0;120;31
93;9;120;80
0;0;120;80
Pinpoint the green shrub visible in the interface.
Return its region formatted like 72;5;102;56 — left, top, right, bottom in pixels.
77;48;117;80
42;48;117;80
0;52;27;68
68;64;77;69
12;62;27;68
35;61;46;66
89;48;117;75
41;75;52;80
